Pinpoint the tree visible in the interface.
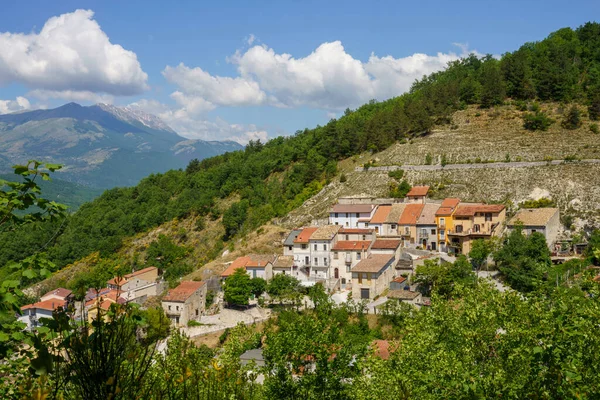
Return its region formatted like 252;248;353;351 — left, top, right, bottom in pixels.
222;200;249;240
413;256;475;298
561;105;582;129
267;274;301;304
469;239;492;272
224;268;252;306
250;277;267;298
523;111;554;131
480;57;506;108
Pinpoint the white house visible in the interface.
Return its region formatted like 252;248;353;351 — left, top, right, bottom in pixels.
308;225;341;280
19;299;66;331
507;208;560;249
283;229;302;256
329;204;377;228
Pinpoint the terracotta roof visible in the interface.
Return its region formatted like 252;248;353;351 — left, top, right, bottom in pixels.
107;266;158;286
371;340;393;360
371;239;401;249
332;241;372;251
407;186;430;197
273;255;294;269
310;225;342;240
351;254;395;273
41;288;72;299
453;204;505;217
339;228;374;234
440;198;461;208
163;281;206;302
416;203;440;225
107;276;128;286
392;276;407;284
435;206;454;216
399;204;424;225
21;299;66;312
331;204;374;213
386;203;407;224
294;227;318;243
284;230;302;246
221;256;251;277
508;208;559;226
388;290;421;300
370;205;392;224
126;266;157;278
245;254;276;268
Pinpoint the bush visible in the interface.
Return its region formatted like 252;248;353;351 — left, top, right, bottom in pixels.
339;173;347;183
590;123;599;134
564;155;579;162
561;105;582;129
515;100;527;111
523;111;554;131
425;153;433;165
188;320;203;327
205;290;215;308
441;154;448;167
388;170;405;180
219;328;230;344
504;153;511;162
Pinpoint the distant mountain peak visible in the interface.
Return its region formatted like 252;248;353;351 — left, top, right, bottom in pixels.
96;103;176;133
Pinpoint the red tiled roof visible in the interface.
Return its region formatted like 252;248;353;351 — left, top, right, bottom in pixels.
332;241;372;251
163;281;206;302
294;227;318;243
440;198;461;209
392;276;407;284
372;239;402;249
370;205;392;224
453;204;505;217
407;186;430;197
221;255;274;277
21;299;66;312
41;288;72;299
399;204;424;225
351;254;395;273
435;206;454;216
331;204;374;213
221;256;251;277
339;228;374;234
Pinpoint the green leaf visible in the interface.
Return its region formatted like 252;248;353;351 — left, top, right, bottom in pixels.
22;269;37;279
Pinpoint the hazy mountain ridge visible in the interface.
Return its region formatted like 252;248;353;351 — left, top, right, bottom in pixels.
0;103;243;188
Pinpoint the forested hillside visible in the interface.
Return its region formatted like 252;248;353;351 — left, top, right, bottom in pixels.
2;22;600;280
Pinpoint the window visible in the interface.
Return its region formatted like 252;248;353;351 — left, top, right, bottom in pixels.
345;222;349;227
405;227;410;235
366;273;371;282
323;244;327;251
375;226;379;234
346;235;349;240
358;273;363;284
334;252;338;259
356;213;359;218
431;229;436;235
314;244;317;251
305;256;309;265
324;258;328;266
346;266;351;272
345;213;349;218
314;257;318;266
356;252;361;260
301;244;307;249
288;246;292;251
196;309;199;316
440;218;445;226
440;229;445;239
176;306;179;311
168;305;171;311
362;235;366;240
335;213;338;218
485;213;492;222
391;224;397;230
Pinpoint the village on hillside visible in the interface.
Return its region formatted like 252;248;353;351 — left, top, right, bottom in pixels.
18;185;580;337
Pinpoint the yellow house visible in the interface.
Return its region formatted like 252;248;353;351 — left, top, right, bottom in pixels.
447;204;506;254
435;198;461;253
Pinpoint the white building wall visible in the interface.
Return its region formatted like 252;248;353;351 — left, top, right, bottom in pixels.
329;212;374;228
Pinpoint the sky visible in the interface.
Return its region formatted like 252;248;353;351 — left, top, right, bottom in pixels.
1;0;598;143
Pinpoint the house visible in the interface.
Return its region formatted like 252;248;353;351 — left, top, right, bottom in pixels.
40;288;74;304
416;203;440;251
19;299;66;331
106;266;162;303
389;276;408;290
85;288;127;323
221;254;275;281
331;239;373;288
387;289;422;305
406;186;430;203
283;229;302;256
308;225;342;280
272;255;295;277
447;204;506;254
507;208;560;249
435;198;461;252
381;203;407;236
337;227;376;241
399;203;425;248
292;227;319;278
329;204;377;228
351;254;396;300
370;239;402;261
162;281;207;326
368;204;392;235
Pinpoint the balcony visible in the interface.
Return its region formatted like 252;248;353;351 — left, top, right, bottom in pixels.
447;225;492;237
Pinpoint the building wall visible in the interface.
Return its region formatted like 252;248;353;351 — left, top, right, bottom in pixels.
545;210;561;248
381;223;399;237
329;211;374;228
351;265;394;300
399;225;418;247
134;268;159;283
162;285;207;326
18;308;54;331
416;225;437;251
246;263;273;281
436;214;455;252
331;248;368;285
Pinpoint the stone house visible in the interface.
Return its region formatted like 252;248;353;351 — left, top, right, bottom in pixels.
381;203;406;237
162;281;207;326
406;186;429;203
331;239;373;288
19;299;66;331
351;254;396;300
507;208;560;249
367;204;392;235
106;266;162;303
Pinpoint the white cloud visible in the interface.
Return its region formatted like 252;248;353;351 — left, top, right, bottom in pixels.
0;9;148;96
165;41;478;111
28;89;115;104
128;99;265;145
246;34;256;46
0;96;30;114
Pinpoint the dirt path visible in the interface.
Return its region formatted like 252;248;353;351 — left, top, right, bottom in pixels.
356;159;600;172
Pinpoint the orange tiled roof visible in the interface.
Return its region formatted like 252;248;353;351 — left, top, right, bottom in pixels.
370;205;392;224
435;206;454;216
392;276;407;284
440;198;461;208
371;239;402;249
21;299;66;312
221;256;252;277
294;227;318;243
453;204;505;217
332;241;372;251
163;281;206;302
41;288;72;299
407;186;430;197
399;204;424;225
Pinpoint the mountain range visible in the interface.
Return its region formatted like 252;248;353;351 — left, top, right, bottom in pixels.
0;103;243;189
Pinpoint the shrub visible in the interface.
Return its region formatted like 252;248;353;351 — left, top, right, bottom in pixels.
564;155;579;162
523;111;554;131
504;153;511;163
339;173;347;183
515;100;527;111
388;170;405;180
425;153;433;165
205;290;215;307
441;154;448;167
590;123;599;134
561;105;582;129
528;102;540;112
188;320;203;327
219;328;230;344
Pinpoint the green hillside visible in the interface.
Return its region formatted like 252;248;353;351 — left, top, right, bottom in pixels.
2;22;600;281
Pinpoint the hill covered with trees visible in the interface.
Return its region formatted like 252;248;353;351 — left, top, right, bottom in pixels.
2;22;600;283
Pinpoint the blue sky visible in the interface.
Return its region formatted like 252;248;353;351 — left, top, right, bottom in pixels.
1;0;598;142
